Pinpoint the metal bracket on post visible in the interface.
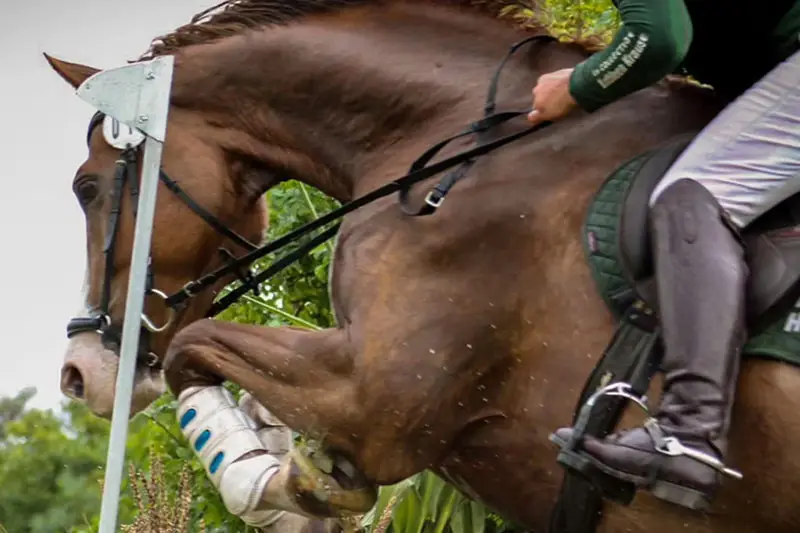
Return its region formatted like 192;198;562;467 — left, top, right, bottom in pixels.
76;54;174;533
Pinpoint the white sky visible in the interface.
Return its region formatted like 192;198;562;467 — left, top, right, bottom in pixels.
0;0;217;410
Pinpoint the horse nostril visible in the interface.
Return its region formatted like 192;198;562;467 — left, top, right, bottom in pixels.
62;364;86;400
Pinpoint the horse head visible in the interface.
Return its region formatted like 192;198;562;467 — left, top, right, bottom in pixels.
46;53;272;417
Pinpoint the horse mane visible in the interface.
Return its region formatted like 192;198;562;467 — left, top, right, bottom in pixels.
137;0;573;59
136;0;703;96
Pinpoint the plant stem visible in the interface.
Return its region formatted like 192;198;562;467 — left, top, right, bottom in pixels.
432;490;458;533
143;414;184;447
299;183;335;255
240;294;322;330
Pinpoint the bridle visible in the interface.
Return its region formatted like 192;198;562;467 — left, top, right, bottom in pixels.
65;111;261;370
64;34;556;370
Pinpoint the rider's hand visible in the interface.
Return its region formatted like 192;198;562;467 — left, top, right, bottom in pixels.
527;68;579;125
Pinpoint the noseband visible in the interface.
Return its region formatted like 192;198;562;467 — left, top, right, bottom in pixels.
64;34;557;371
65;111;260;370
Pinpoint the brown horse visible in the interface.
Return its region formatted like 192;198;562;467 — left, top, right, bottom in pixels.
46;1;800;532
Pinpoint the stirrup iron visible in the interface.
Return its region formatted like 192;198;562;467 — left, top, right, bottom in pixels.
548;381;651;505
551;381;650;449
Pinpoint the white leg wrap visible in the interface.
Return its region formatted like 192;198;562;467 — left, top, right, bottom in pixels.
177;386;286;527
239;391;294;456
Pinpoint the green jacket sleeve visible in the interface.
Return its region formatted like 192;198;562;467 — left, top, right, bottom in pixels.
568;0;694;112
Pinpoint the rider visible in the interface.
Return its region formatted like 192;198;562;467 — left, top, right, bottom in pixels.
529;0;800;510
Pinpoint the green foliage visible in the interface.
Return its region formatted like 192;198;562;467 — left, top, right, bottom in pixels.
360;473;519;533
218;181;340;330
0;386;36;440
0;391;110;533
532;0;619;42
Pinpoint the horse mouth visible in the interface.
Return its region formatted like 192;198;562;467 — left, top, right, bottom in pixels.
61;363;86;400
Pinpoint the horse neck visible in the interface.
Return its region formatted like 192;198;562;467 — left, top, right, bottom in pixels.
170;3;581;203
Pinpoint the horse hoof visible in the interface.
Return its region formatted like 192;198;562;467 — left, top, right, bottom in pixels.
286;445;378;516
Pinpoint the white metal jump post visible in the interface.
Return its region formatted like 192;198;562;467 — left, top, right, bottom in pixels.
75;54;175;533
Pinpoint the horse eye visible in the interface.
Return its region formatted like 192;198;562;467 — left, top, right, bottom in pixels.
74;178;99;206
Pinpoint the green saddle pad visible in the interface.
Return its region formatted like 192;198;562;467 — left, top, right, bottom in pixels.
583;152;800;368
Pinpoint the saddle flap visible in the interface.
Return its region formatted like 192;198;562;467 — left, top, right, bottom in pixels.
746;227;800;323
595;132;800;327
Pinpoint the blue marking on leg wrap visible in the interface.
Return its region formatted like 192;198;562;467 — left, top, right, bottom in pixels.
195;429;211;451
210;451;225;474
179;408;197;429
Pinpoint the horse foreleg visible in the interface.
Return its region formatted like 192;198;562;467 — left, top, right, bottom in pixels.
163;319;377;526
239;392;363;533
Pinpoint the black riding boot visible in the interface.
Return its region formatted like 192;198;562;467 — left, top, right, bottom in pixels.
552;178;748;510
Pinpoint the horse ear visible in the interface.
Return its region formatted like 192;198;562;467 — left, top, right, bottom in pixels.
43;53;100;89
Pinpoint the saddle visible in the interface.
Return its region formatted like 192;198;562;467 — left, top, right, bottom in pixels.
616;134;800;325
548;133;800;533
